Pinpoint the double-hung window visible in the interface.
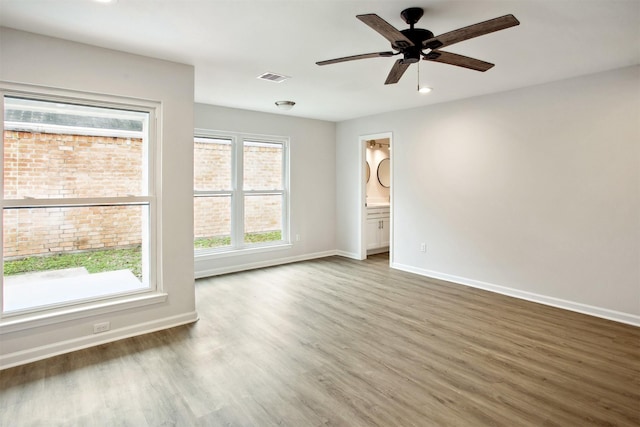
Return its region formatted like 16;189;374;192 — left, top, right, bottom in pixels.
194;131;289;254
1;90;158;315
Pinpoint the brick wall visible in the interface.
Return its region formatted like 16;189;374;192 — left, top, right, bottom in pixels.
243;143;283;190
193;141;282;240
3;132;283;258
194;140;231;239
3;205;142;258
3;130;143;258
243;143;284;237
4;131;143;199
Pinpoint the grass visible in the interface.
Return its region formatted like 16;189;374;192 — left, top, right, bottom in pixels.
4;231;282;278
194;235;231;249
195;230;282;249
4;247;142;278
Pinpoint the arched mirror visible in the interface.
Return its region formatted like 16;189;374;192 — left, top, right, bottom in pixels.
365;161;371;183
377;158;390;188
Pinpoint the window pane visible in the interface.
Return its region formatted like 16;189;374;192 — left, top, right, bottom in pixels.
3;97;148;199
243;141;282;191
194;195;231;249
194;137;232;191
3;205;149;313
244;194;282;244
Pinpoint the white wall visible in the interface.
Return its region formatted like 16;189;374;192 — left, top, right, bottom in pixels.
0;28;197;368
337;66;640;325
194;104;336;277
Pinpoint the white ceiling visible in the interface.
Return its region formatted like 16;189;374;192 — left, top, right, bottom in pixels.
1;1;639;122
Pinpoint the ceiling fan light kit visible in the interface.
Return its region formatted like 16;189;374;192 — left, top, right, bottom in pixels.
317;7;520;85
416;61;432;94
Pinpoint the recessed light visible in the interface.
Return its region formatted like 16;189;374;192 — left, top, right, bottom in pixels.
94;0;117;3
418;86;432;94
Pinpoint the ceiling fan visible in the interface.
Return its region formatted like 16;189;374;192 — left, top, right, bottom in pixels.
316;7;520;85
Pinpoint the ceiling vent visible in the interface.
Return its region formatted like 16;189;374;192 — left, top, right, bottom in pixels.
257;72;290;83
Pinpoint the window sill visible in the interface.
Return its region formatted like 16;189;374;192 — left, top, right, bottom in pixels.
0;292;168;335
195;242;293;261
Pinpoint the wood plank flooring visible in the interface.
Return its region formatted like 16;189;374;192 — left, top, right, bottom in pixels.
1;254;639;426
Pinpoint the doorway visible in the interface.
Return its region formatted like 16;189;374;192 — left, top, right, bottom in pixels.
359;132;392;262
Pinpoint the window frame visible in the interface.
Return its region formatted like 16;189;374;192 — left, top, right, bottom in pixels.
194;129;290;257
194;135;234;251
0;83;163;323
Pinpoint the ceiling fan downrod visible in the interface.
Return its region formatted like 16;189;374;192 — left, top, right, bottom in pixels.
400;7;424;29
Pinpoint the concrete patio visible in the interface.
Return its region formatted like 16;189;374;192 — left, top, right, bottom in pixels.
4;268;146;312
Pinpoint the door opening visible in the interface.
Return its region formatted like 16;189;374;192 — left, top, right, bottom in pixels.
359;132;392;261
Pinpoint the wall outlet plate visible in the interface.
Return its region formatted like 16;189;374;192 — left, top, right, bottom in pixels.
93;321;110;333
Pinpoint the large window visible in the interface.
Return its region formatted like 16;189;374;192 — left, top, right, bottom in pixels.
194;131;289;254
1;93;157;315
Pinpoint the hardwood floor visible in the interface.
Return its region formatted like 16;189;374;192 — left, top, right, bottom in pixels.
1;254;639;426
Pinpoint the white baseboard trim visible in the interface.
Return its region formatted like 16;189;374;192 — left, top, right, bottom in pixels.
0;311;199;370
392;262;640;327
335;250;363;260
367;247;389;256
195;250;338;279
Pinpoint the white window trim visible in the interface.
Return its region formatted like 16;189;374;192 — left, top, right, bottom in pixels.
194;128;291;257
0;82;165;324
0;293;168;335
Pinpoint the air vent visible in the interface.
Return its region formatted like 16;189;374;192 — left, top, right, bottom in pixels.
257;72;290;83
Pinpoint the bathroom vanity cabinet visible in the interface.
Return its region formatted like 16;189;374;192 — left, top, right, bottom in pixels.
366;205;390;251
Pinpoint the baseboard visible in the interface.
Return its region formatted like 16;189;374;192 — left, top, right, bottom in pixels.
195;250;338;278
335;250;363;260
392;262;640;327
367;247;389;256
0;311;199;370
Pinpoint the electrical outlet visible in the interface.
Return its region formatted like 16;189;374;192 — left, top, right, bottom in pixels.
420;243;426;252
93;321;110;334
295;234;301;242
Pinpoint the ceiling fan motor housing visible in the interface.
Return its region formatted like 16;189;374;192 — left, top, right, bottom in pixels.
397;28;434;64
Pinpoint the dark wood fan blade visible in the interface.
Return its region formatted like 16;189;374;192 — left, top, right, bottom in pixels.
423;50;494;72
316;51;395;66
357;14;414;49
384;59;411;85
423;14;520;49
